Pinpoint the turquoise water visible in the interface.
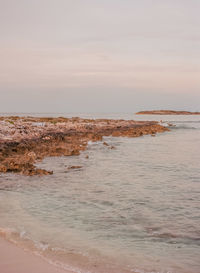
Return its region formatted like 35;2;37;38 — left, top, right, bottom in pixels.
0;114;200;273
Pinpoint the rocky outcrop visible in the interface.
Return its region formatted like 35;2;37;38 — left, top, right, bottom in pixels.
136;110;200;115
0;116;169;175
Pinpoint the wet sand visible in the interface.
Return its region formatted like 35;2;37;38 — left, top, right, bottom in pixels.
0;237;73;273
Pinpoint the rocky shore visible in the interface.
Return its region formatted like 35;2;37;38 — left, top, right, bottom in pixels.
0;116;169;175
136;110;200;115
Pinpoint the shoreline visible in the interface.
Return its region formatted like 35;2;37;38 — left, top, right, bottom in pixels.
0;237;73;273
0;116;170;273
0;230;139;273
0;115;198;273
0;116;169;175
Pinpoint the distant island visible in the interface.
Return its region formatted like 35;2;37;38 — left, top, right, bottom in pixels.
136;110;200;115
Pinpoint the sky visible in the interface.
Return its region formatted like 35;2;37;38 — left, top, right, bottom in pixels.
0;0;200;113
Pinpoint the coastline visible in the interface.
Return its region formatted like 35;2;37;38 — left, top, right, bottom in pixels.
0;116;169;175
0;237;73;273
0;230;139;273
0;116;170;273
0;114;199;273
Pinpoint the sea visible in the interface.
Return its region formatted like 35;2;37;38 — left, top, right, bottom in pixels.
0;113;200;273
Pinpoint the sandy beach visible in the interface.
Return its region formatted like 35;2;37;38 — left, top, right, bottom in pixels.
0;237;73;273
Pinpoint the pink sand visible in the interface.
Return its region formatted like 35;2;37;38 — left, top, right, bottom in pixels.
0;237;73;273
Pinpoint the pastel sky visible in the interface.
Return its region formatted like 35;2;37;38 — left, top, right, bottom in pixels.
0;0;200;112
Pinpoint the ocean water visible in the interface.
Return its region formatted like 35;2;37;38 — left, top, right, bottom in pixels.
0;113;200;273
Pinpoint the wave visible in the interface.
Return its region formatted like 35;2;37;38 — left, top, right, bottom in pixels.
0;227;92;273
170;125;199;130
167;121;200;123
150;231;200;241
0;227;178;273
145;228;200;246
159;120;200;130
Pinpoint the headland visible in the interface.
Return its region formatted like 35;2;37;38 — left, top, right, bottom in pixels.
0;116;169;175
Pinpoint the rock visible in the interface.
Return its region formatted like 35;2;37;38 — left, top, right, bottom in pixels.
167;123;174;127
110;146;116;149
0;116;169;176
67;166;82;170
103;142;109;146
0;165;7;173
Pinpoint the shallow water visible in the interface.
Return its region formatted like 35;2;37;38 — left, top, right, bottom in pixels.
0;114;200;273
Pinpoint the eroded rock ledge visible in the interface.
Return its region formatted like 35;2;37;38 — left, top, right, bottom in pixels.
0;116;169;175
136;110;200;115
